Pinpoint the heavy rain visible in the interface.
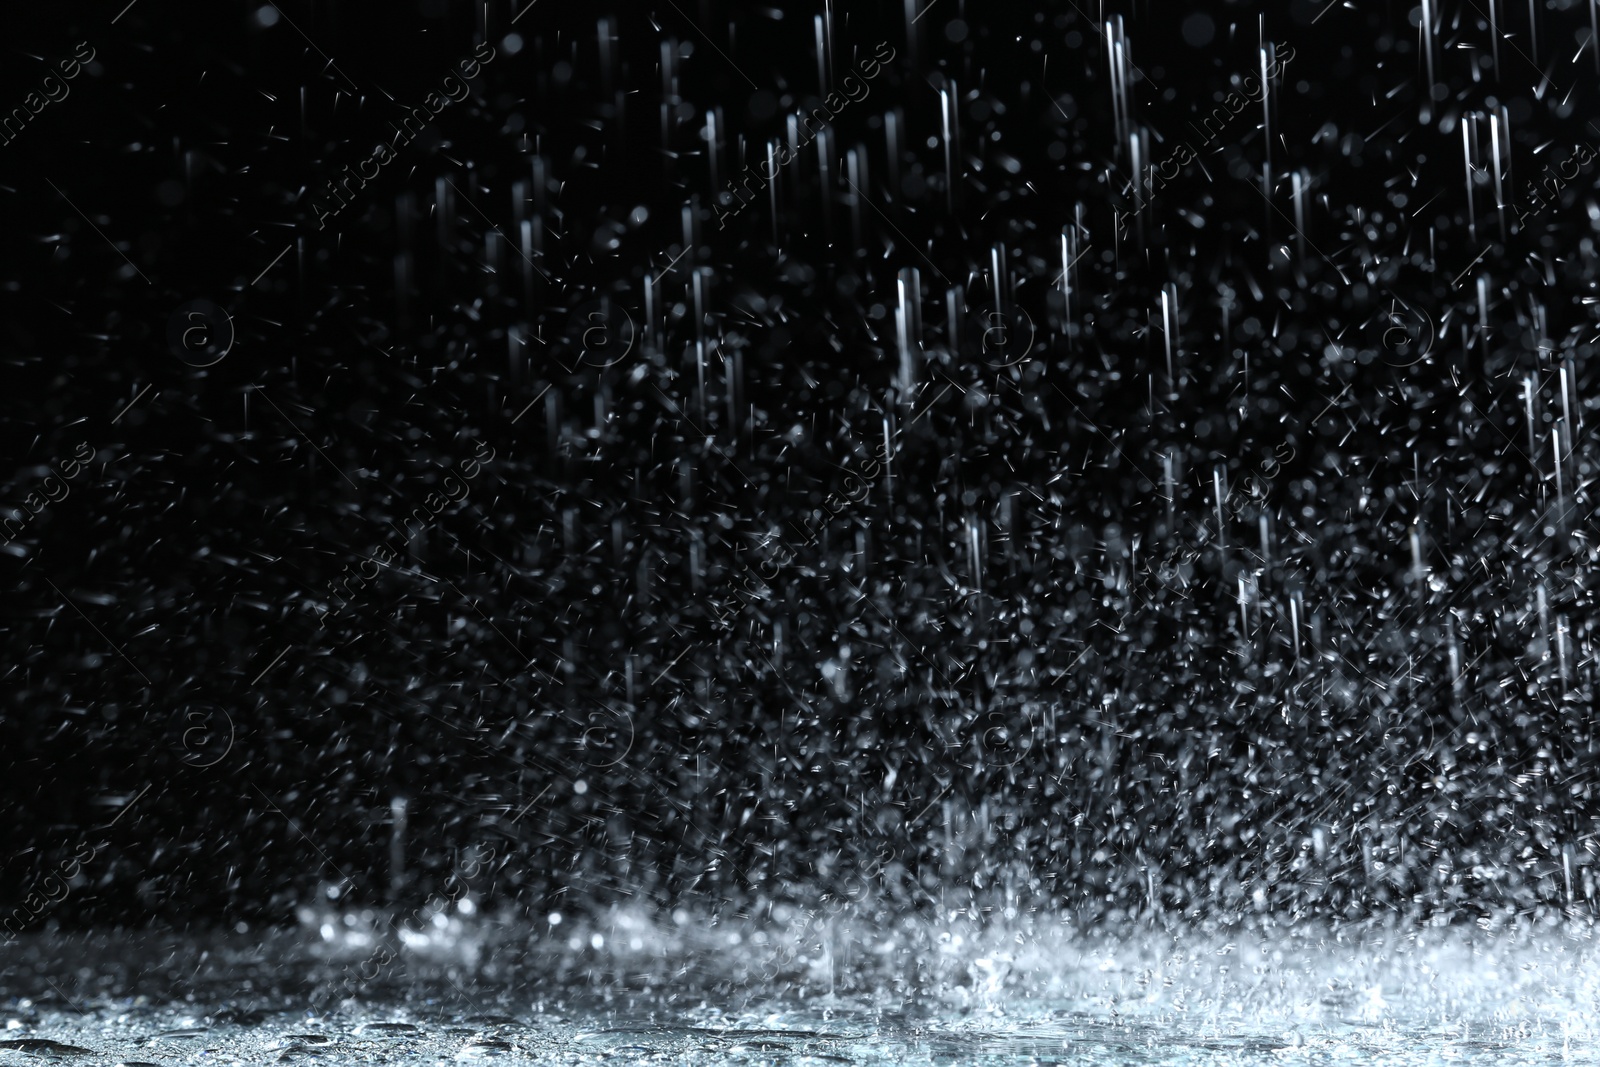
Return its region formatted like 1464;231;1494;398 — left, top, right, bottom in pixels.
5;0;1600;1062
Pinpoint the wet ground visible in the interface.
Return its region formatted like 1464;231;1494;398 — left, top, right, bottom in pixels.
4;915;1597;1064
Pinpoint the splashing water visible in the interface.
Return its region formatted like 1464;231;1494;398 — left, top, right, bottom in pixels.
9;0;1600;1063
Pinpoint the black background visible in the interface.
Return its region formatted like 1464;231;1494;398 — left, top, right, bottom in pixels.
2;0;1599;932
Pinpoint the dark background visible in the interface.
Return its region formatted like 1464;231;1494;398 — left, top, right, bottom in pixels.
2;0;1599;932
